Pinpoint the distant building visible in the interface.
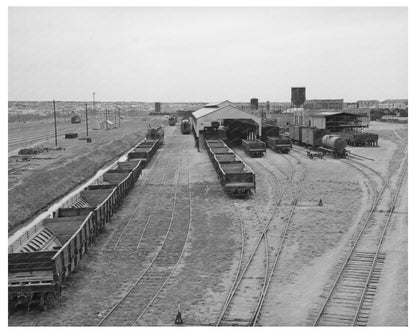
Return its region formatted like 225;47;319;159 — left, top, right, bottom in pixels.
379;99;408;110
344;102;358;109
304;99;344;110
357;100;379;109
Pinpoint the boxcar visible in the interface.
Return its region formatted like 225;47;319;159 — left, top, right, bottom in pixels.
301;127;330;148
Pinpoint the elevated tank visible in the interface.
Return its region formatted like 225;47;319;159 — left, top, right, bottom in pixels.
321;135;347;151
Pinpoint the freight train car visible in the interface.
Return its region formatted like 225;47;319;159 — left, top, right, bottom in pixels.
289;125;304;143
146;126;164;143
205;139;255;197
267;136;292;153
181;117;192;134
127;135;163;166
301;127;330;148
319;134;347;158
168;115;177;126
8;137;155;312
289;126;348;158
242;139;266;157
260;123;279;144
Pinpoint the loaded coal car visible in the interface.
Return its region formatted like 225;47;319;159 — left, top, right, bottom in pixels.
319;134;348;158
168;115;177;126
205;139;256;197
8;143;147;312
267;136;292;153
146;125;164;143
9;208;98;312
181;117;192;134
128;139;161;167
242;139;266;157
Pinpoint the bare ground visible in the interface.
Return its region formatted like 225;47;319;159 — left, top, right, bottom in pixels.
8;121;407;326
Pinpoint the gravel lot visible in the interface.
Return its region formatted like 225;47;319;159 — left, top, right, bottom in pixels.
8;121;407;326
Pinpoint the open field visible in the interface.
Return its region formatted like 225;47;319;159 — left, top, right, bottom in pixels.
8;119;407;326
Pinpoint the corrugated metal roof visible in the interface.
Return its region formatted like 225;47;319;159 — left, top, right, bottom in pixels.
192;104;260;121
192;106;220;119
204;100;233;108
312;111;363;118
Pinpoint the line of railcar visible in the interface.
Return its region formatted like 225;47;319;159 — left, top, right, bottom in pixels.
205;139;256;197
289;125;348;158
8;127;164;312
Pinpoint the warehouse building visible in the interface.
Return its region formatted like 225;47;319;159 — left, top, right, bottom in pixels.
191;101;262;146
299;111;367;132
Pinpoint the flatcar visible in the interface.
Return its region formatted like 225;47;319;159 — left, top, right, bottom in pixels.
267;136;292;153
242;139;266;157
168;115;177;126
181;117;192;134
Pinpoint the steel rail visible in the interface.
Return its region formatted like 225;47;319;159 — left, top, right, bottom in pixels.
96;155;183;326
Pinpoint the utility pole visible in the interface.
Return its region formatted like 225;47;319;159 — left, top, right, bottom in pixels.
105;107;108;131
53;99;58;146
118;107;121;128
85;103;89;136
92;92;96;113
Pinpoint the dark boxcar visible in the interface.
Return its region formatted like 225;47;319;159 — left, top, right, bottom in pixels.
301;127;331;148
261;124;279;143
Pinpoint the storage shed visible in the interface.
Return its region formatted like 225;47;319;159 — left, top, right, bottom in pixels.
191;102;262;139
305;111;366;132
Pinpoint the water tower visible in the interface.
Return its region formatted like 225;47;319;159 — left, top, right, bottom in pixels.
291;87;306;108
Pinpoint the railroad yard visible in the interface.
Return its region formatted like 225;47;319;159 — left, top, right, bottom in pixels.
7;114;407;326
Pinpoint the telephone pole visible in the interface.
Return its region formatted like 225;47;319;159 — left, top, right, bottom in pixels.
92;92;96;113
53;99;58;146
85;103;89;137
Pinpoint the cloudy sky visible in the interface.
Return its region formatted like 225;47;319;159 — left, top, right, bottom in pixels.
8;7;408;102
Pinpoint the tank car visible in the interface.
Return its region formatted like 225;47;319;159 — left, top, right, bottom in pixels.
180;117;192;134
320;134;347;158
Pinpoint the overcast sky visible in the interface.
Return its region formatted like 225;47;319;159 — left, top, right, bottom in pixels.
8;7;408;102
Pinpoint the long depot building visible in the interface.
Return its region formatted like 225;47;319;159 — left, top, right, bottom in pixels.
191;100;262;146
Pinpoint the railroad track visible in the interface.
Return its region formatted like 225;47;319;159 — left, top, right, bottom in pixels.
311;156;407;326
8;123;87;152
216;151;306;326
96;140;192;326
